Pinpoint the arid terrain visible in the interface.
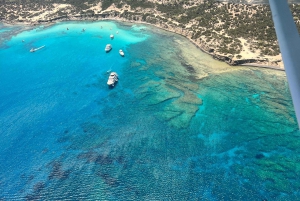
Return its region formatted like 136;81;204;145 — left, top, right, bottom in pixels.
1;0;300;68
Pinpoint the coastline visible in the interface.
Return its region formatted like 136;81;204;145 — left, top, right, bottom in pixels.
240;63;285;71
1;16;285;71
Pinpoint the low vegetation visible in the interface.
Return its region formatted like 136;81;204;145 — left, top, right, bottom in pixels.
1;0;300;61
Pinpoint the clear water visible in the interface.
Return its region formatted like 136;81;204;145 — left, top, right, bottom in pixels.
0;21;299;200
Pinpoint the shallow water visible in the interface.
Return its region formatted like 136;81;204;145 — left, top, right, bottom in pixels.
0;21;299;200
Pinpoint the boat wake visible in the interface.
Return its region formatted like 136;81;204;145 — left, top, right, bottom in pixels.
30;45;45;52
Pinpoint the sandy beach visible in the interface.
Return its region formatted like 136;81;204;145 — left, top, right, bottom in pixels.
0;2;287;70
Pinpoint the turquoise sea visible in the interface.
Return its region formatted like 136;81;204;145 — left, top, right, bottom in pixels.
0;21;299;200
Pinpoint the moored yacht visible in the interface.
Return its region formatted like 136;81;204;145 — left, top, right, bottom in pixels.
119;49;124;57
105;44;112;52
107;72;118;87
110;34;114;39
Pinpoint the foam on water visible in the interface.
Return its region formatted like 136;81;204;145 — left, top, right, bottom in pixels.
0;21;299;200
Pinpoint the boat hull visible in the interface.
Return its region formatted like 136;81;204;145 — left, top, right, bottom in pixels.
107;72;118;87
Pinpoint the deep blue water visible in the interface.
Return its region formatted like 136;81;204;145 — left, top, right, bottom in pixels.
0;21;299;200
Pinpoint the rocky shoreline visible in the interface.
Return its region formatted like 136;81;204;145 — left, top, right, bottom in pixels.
1;14;285;71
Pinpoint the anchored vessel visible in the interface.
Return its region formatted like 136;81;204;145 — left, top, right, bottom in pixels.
119;49;124;57
107;72;118;87
110;34;114;39
105;44;112;52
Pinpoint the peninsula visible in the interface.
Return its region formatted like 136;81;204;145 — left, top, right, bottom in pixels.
1;0;300;68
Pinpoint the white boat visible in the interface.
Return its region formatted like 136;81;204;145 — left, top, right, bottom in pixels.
30;45;45;52
119;49;124;57
105;44;112;52
107;72;118;87
110;34;114;39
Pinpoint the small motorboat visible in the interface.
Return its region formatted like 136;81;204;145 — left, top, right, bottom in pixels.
107;72;118;87
110;34;114;39
30;45;45;53
105;44;112;52
119;49;124;57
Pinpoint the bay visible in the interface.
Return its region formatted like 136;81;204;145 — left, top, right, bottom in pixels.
0;21;298;200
